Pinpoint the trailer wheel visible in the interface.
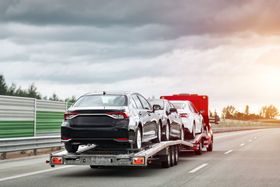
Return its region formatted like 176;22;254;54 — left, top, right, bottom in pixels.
207;136;213;152
161;147;172;168
194;141;203;155
170;147;175;166
173;146;179;165
64;142;79;153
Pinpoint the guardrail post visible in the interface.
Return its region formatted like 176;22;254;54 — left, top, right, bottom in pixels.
34;98;37;137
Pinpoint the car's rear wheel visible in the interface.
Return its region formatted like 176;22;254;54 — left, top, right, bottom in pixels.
64;142;79;153
132;128;142;149
163;123;170;141
153;123;162;143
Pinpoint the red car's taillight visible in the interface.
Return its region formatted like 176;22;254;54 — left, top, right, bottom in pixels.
64;111;79;120
106;112;129;119
180;113;189;118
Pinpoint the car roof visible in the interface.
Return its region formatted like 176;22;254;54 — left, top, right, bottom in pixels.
83;91;135;96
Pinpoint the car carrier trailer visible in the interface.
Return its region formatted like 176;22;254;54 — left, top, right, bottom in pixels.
47;131;213;168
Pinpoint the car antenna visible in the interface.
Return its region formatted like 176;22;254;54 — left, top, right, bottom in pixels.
103;91;106;95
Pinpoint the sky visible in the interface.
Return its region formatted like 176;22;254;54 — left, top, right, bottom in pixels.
0;0;280;114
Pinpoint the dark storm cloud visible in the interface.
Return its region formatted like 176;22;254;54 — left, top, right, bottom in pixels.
1;0;280;38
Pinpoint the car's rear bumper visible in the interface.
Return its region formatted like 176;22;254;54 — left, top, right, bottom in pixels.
61;126;130;145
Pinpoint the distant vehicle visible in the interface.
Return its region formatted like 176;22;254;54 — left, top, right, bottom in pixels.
61;92;161;153
149;99;184;141
160;94;208;139
169;100;203;138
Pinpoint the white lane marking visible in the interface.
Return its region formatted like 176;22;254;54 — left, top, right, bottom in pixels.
189;163;208;173
249;139;252;142
224;150;233;155
0;166;73;182
240;143;245;147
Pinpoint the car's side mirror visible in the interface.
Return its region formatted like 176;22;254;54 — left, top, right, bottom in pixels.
152;104;161;112
170;108;177;113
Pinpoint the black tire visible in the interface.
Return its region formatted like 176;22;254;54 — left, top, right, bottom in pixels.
207;136;213;152
64;142;79;153
161;147;172;168
180;128;184;141
194;141;203;155
132;128;142;149
163;122;170;141
173;146;178;165
191;123;196;139
152;123;162;143
170;146;175;167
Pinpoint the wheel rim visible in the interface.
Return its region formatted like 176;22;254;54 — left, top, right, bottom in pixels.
158;125;161;142
175;147;178;162
136;130;142;149
166;124;170;141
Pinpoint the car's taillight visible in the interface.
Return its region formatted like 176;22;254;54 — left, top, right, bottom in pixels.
107;112;129;119
180;113;189;118
64;111;79;120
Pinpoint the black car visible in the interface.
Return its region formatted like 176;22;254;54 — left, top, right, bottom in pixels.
61;91;162;153
149;99;184;141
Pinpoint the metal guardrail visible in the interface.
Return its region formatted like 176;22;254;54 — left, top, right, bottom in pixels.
0;136;62;159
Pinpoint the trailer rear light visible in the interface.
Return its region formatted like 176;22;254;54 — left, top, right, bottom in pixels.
133;157;145;165
64;111;79;120
180;113;188;118
107;112;129;119
61;137;71;141
51;157;63;165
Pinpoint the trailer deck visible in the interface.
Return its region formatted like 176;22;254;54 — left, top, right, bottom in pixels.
48;132;212;168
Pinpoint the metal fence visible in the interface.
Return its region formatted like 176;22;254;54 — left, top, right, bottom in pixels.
0;95;68;138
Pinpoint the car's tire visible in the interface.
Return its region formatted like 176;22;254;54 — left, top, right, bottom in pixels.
170;146;175;167
191;123;196;139
173;146;178;165
163;122;170;141
132;128;142;149
180;128;184;141
153;123;162;143
64;142;79;153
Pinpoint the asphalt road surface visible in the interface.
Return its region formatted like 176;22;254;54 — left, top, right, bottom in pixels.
1;128;280;187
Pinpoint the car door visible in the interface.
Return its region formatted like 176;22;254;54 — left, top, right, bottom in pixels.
190;103;202;132
137;94;157;140
169;102;181;137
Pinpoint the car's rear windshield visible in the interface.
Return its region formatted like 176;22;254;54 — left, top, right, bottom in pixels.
171;102;186;109
73;94;128;107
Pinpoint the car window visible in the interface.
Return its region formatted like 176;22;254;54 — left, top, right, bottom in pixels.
130;97;138;109
165;101;171;112
137;95;151;110
73;94;127;107
188;103;196;113
132;95;143;109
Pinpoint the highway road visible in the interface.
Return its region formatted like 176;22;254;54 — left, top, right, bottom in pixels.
1;128;280;187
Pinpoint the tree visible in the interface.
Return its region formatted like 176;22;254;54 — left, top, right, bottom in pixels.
26;83;41;99
222;105;236;119
49;93;60;101
0;74;8;95
260;105;279;119
245;105;249;115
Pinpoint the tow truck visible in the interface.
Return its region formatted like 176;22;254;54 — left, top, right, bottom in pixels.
48;94;213;168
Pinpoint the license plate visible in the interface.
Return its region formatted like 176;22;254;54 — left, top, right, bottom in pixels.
91;157;112;165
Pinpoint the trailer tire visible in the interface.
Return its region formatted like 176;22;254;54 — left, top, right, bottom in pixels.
194;141;203;155
161;147;172;168
64;142;79;153
170;146;175;167
207;136;213;152
173;146;178;165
